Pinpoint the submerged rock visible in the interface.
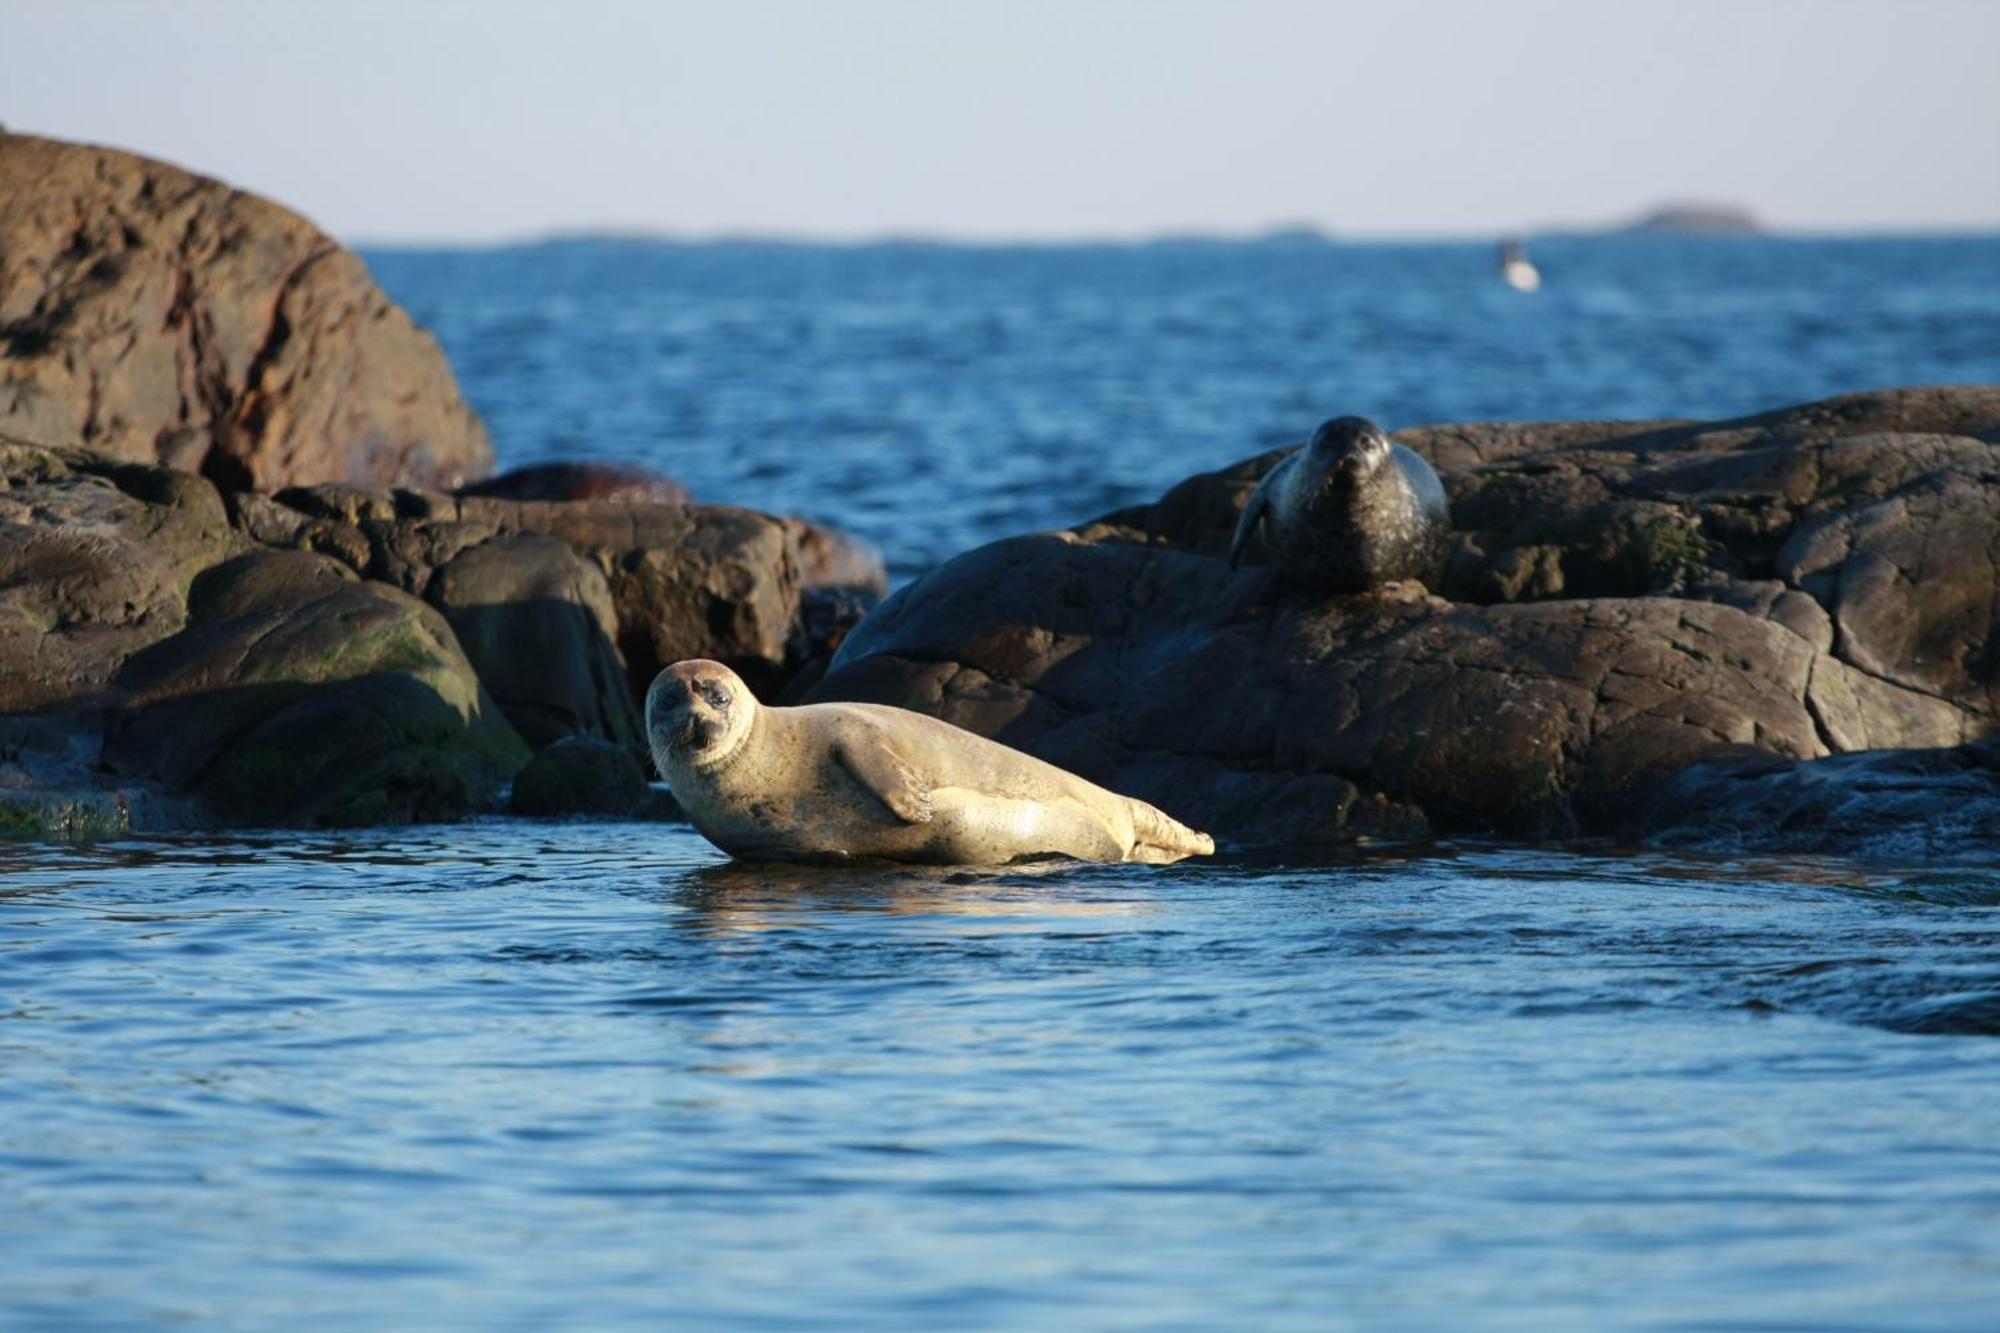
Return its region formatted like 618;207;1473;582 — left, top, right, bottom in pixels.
815;387;2000;848
0;133;490;492
1643;741;2000;859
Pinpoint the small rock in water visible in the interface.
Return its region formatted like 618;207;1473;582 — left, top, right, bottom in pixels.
510;735;678;819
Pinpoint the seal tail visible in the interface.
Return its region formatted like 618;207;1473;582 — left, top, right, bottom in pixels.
1124;797;1216;864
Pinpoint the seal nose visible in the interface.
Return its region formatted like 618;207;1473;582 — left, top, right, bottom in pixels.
674;713;717;751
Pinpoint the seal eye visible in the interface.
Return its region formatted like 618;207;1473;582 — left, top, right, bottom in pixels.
699;682;732;710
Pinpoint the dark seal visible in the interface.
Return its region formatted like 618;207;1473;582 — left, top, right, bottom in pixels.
1228;416;1450;591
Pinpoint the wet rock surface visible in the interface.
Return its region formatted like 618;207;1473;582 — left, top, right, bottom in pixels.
0;133;491;492
815;388;2000;848
1644;740;2000;859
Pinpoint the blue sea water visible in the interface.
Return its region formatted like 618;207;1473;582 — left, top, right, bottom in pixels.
5;236;2000;1328
369;234;2000;581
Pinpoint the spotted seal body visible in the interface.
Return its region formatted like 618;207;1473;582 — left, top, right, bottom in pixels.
1228;416;1450;591
646;660;1215;866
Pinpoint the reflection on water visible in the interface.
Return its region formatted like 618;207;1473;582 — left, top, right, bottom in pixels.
3;822;1998;1328
671;860;1152;933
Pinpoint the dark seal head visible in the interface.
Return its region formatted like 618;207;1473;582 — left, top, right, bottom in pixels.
1228;414;1450;592
1307;415;1395;480
645;659;755;771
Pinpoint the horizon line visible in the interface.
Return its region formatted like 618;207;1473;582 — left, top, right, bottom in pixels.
347;220;2000;251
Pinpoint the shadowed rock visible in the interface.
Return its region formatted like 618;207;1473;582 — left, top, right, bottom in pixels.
1643;741;2000;859
426;533;640;751
103;549;528;825
509;735;676;819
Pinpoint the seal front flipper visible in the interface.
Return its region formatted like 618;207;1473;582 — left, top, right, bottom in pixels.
834;735;934;824
1228;479;1272;571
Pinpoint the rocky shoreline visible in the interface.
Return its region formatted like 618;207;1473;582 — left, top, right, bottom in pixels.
4;133;1996;853
813;385;2000;852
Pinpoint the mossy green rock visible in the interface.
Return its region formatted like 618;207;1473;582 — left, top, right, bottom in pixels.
108;551;529;825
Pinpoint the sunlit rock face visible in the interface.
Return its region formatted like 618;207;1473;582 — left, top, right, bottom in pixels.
0;132;492;493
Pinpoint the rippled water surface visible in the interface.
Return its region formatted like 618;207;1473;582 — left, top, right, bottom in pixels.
8;239;2000;1326
4;828;2000;1328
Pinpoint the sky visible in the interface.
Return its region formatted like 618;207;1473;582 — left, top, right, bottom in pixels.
3;0;1997;243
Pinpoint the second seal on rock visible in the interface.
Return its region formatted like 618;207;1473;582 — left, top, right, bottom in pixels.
1229;416;1450;591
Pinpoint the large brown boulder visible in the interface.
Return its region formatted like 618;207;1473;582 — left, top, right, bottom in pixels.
814;388;2000;847
0;133;491;492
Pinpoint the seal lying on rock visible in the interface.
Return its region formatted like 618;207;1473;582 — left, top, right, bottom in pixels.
1229;415;1450;591
646;660;1215;865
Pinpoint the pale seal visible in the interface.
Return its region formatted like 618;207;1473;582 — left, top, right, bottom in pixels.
646;660;1215;866
1228;416;1450;591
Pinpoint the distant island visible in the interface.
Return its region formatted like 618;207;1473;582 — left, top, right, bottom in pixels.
1621;202;1763;234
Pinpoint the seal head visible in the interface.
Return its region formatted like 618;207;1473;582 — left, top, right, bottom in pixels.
1228;413;1450;592
1308;415;1393;479
645;660;754;770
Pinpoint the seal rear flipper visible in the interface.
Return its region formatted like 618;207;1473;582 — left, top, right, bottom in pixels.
834;736;934;824
1125;796;1215;862
1228;482;1271;572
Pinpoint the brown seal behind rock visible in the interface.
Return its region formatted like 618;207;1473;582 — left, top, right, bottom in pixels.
646;660;1215;866
1229;416;1450;591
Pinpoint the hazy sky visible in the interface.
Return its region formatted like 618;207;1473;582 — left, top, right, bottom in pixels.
5;0;1997;242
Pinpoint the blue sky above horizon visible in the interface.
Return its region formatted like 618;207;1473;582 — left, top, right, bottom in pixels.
4;0;1997;244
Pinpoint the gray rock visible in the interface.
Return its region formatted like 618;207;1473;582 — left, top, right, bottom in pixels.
0;435;239;714
245;484;875;701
